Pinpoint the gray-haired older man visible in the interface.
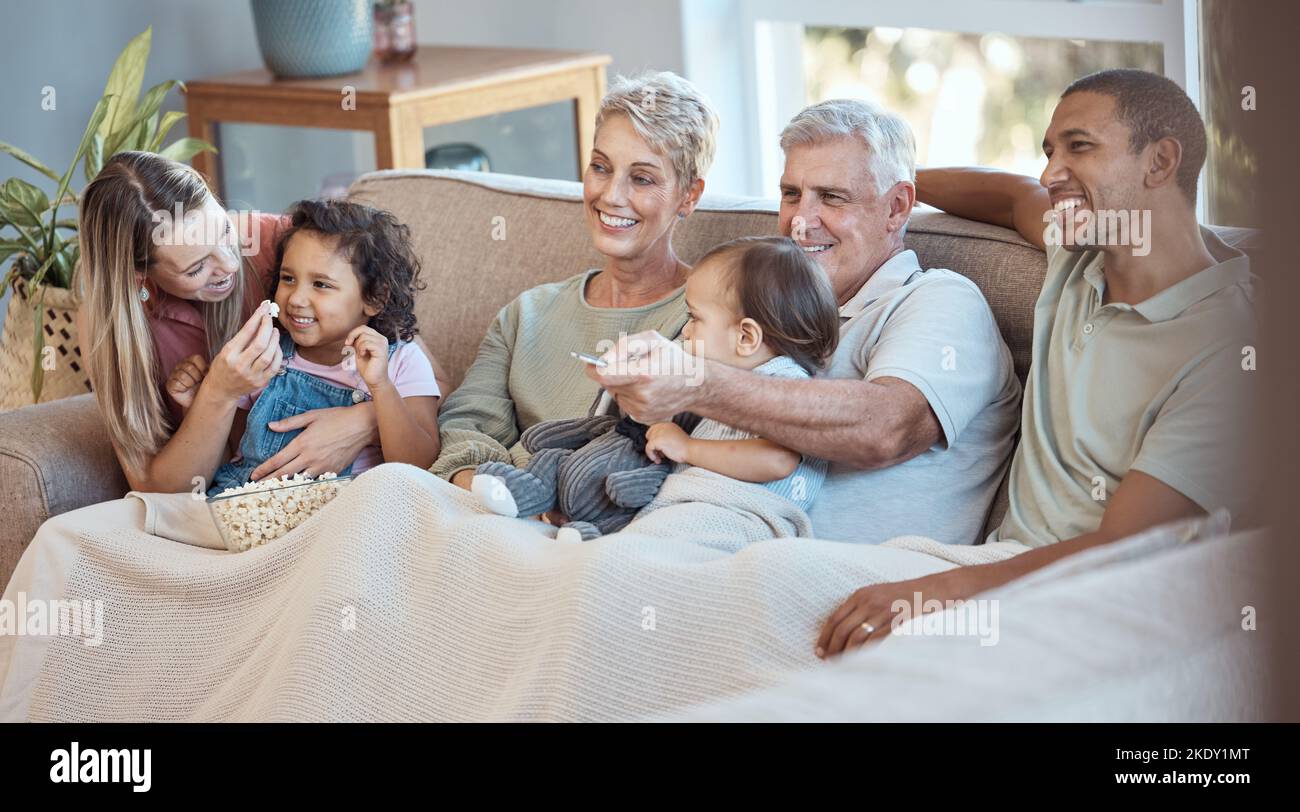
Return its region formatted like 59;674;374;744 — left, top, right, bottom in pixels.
589;99;1021;544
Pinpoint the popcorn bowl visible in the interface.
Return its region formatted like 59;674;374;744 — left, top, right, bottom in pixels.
206;474;353;553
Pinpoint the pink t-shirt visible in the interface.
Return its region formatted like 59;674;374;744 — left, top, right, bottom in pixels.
237;341;441;474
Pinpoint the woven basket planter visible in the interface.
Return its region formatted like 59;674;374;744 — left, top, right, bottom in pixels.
0;278;92;411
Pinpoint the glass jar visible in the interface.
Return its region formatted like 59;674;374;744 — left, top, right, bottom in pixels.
373;1;417;63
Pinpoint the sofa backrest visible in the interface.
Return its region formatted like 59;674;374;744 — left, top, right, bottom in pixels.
348;169;1053;391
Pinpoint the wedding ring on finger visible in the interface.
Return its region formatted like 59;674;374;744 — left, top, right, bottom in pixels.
860;621;876;637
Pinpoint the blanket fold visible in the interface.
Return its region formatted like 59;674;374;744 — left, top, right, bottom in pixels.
126;490;226;550
630;466;815;546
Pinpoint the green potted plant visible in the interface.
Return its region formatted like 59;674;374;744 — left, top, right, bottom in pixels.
0;26;216;408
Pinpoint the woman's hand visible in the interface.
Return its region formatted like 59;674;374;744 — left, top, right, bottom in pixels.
200;302;282;403
165;354;208;411
344;325;391;388
644;421;691;464
249;403;377;481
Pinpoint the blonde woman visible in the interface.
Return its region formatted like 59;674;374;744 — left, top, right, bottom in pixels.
76;151;420;493
433;71;719;501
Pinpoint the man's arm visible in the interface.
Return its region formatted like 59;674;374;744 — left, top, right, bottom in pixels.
916;168;1052;250
597;278;1009;471
603;351;940;470
690;366;942;470
982;470;1202;578
816;469;1203;657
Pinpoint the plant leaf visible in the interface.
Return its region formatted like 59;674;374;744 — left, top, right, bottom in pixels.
158;137;217;164
66;242;81;291
142;113;159;152
127;120;148;152
30;279;48;403
83;133;105;183
0;198;29;229
23;254;60;401
52;95;113;227
97;27;152;147
0;178;50;228
0;142;60;182
150;111;187;152
0;221;43;255
49;231;73;288
27;249;58;290
105;79;177;157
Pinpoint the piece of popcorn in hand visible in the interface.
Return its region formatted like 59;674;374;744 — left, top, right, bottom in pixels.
265;300;280;318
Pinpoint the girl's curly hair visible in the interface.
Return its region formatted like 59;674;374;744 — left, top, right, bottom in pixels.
272;199;425;342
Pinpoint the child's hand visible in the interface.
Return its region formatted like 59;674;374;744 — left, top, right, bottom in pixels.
644;421;691;464
165;354;208;411
344;326;390;388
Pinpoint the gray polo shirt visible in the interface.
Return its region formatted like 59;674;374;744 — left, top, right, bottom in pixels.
992;229;1258;548
809;249;1022;543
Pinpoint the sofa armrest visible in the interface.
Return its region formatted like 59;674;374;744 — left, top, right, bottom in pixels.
0;394;127;589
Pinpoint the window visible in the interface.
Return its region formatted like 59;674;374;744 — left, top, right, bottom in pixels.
720;0;1204;215
1199;0;1258;227
803;27;1162;177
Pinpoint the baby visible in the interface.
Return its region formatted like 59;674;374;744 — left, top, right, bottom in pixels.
466;235;839;541
640;235;840;513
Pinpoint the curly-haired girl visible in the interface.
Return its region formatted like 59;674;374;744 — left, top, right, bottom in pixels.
167;199;441;493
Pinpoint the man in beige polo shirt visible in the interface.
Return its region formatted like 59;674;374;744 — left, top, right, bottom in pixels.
817;68;1258;656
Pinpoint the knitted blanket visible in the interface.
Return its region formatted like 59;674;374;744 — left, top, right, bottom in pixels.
3;464;1027;722
667;517;1272;722
629;466;815;545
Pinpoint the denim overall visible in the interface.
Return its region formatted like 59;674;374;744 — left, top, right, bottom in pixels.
207;332;396;495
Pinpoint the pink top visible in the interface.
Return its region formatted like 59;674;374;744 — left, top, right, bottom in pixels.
147;211;287;426
237;342;441;474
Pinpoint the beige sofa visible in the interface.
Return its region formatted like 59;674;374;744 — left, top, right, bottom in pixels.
0;169;1258;589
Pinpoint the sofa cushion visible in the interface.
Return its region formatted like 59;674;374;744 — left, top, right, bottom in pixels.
349;169;1055;388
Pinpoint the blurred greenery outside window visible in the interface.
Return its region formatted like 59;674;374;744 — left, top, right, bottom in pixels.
804;11;1254;227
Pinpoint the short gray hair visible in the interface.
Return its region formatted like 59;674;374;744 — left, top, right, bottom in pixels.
780;99;916;194
595;71;719;191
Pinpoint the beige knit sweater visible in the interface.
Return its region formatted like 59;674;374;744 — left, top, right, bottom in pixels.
430;269;688;480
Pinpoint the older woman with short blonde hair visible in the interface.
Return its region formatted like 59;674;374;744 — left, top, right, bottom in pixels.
434;70;719;489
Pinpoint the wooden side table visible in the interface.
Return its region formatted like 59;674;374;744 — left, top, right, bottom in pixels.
184;45;611;196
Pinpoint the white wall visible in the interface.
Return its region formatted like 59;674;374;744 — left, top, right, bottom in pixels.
414;0;683;75
680;0;754;199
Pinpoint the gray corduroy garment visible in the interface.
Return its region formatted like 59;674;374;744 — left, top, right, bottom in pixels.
475;409;699;539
